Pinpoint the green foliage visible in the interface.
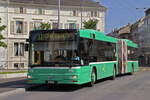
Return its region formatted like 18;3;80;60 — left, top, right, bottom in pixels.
0;71;27;74
0;18;7;48
83;19;99;30
39;22;51;30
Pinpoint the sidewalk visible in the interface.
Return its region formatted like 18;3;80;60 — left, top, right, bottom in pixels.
139;67;150;72
0;69;27;79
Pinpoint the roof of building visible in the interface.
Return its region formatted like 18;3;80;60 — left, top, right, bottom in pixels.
145;8;150;16
8;0;106;9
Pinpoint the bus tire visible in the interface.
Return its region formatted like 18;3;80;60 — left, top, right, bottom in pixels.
111;67;116;80
88;69;96;87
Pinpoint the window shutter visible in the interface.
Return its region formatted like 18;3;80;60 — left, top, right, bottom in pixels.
10;21;15;34
70;11;73;16
87;12;90;17
15;8;19;13
30;22;34;31
23;8;26;14
77;11;79;17
42;9;45;15
24;21;28;34
35;9;38;14
9;43;13;57
98;12;100;17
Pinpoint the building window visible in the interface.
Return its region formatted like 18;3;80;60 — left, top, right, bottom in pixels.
76;24;79;29
69;23;76;29
91;11;94;17
52;23;58;29
14;63;19;69
34;21;41;30
20;63;24;68
65;23;69;29
94;11;97;17
29;20;42;31
11;20;27;34
60;23;63;29
91;11;97;17
73;10;77;16
16;21;23;33
14;43;25;56
20;7;23;13
14;63;24;69
37;8;42;14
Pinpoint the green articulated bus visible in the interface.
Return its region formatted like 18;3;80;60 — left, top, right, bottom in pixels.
27;29;138;86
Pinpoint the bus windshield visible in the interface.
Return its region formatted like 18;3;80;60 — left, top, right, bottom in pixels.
29;30;81;67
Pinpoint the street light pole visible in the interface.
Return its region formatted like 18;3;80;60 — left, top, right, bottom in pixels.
81;0;85;29
57;0;60;29
81;2;82;29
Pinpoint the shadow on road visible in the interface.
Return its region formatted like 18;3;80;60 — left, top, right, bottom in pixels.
0;78;27;93
25;84;85;92
25;77;114;92
0;79;26;88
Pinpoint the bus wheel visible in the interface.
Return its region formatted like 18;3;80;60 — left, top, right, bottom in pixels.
88;69;96;87
111;67;116;80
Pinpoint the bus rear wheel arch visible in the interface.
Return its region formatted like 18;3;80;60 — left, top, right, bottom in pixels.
111;65;117;80
88;67;97;87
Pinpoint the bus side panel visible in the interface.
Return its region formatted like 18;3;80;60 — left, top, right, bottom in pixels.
79;66;92;84
90;62;117;80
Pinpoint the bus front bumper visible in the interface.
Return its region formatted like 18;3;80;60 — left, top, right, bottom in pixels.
27;75;81;85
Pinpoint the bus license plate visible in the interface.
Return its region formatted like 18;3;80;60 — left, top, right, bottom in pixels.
47;81;55;84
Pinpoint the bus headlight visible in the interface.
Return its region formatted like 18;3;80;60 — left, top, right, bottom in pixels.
70;75;77;79
27;75;32;79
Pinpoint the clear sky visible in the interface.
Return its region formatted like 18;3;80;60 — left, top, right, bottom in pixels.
93;0;150;33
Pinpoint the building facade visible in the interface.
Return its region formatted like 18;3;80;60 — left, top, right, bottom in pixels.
107;23;132;40
0;0;106;69
117;23;131;40
138;8;150;66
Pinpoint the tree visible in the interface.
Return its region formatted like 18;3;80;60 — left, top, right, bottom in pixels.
83;19;99;30
0;18;7;48
39;22;51;30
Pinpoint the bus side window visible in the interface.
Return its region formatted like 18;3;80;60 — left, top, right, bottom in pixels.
34;51;41;64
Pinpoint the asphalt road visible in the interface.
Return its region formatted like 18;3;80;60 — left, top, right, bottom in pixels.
1;71;150;100
0;78;26;93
